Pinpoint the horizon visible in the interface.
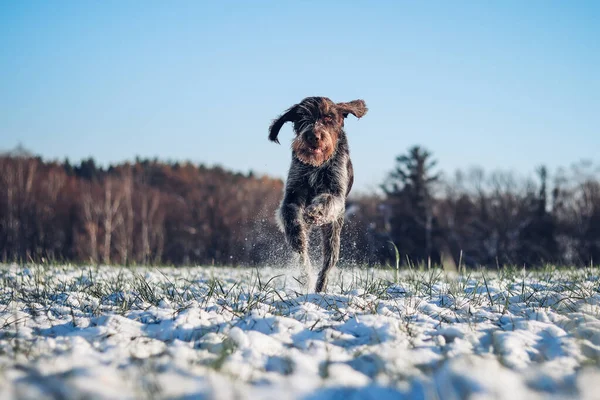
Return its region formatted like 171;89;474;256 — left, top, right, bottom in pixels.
1;141;598;188
1;1;599;192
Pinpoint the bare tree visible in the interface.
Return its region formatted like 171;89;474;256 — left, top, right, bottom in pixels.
115;169;135;265
101;177;123;264
138;186;162;264
79;182;101;263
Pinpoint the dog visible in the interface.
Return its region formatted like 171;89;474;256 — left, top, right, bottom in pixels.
268;96;368;292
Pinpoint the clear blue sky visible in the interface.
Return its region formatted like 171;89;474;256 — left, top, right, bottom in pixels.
1;1;598;192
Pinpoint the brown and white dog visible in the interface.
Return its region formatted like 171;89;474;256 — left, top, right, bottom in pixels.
268;96;368;292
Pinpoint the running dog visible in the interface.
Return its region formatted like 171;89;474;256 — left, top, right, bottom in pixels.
268;96;367;292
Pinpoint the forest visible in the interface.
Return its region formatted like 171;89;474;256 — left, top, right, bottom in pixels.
0;145;598;268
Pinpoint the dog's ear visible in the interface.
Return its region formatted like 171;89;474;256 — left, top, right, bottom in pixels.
269;105;299;144
336;100;368;119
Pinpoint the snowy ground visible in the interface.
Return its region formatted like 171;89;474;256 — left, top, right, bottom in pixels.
1;264;600;399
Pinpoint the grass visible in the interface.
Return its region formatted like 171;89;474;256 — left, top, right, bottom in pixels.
1;262;600;398
2;263;599;329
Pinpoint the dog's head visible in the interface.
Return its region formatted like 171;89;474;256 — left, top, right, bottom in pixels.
269;97;367;167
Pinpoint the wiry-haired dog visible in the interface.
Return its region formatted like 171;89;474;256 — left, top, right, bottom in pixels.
269;97;368;292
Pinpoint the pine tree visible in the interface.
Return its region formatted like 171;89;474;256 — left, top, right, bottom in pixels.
382;146;440;264
517;166;559;266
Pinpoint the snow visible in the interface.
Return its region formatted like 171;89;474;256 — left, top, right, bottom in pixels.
1;264;600;399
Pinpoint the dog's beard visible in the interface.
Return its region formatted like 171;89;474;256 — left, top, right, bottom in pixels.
292;131;337;167
292;136;335;167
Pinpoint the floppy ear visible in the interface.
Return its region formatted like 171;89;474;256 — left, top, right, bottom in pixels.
336;100;368;119
268;105;299;144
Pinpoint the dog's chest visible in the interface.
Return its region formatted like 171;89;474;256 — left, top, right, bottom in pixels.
306;159;347;195
307;169;322;188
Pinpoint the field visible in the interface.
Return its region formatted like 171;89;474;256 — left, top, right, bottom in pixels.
1;264;600;399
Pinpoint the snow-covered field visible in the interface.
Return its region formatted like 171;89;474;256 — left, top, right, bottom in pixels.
1;264;600;399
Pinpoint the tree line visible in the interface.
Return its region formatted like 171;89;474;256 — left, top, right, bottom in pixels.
0;151;284;266
345;146;600;268
0;146;598;268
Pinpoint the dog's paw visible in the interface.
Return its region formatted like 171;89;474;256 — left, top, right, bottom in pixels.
304;203;327;226
295;270;315;290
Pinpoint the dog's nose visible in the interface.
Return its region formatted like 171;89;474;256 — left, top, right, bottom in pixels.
307;131;320;146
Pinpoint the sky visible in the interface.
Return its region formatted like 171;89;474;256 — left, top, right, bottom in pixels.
1;1;599;192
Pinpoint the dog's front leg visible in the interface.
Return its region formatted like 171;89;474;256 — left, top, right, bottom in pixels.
315;215;344;292
304;193;346;226
279;202;314;288
279;202;308;255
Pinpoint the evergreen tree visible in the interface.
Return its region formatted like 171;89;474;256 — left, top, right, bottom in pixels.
382;146;440;264
517;166;559;265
